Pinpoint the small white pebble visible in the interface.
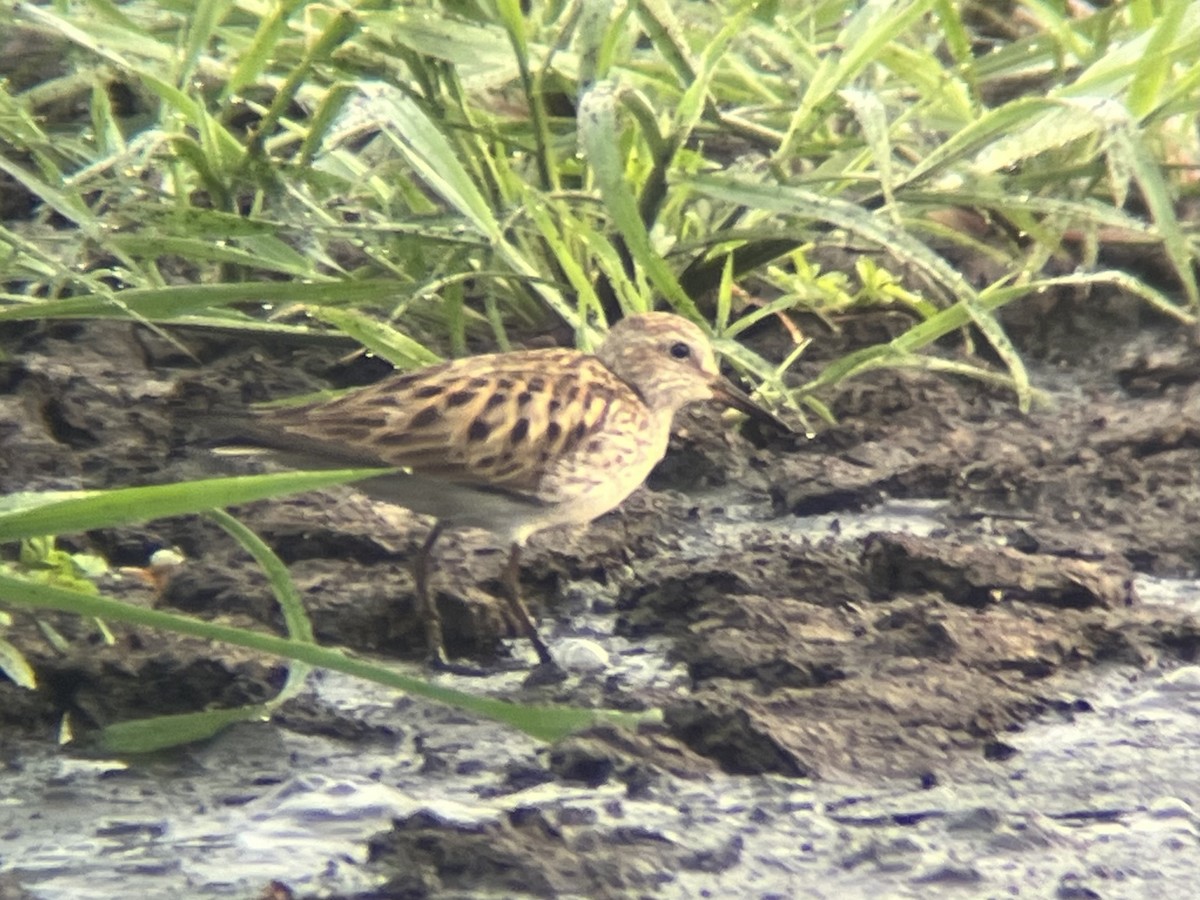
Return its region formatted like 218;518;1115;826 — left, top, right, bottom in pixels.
149;548;186;570
557;639;610;673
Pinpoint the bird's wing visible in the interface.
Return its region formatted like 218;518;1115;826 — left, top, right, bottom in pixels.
253;348;648;495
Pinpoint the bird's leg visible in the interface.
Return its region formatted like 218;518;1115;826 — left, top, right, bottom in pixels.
500;542;557;669
413;522;450;668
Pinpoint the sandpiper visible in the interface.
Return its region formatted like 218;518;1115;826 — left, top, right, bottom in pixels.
225;312;789;670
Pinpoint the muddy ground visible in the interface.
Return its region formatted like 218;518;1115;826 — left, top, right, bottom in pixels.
3;292;1200;896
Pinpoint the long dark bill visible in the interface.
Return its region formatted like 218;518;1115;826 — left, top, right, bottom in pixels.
710;379;794;433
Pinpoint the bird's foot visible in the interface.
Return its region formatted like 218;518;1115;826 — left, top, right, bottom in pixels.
427;650;492;678
522;659;569;687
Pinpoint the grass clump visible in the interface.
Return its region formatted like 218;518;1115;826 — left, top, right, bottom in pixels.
0;1;1194;404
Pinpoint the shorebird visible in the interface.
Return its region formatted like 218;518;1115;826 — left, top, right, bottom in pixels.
223;312;789;671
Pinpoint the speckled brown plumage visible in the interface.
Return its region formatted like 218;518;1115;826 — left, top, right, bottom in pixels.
231;312;789;672
278;351;640;502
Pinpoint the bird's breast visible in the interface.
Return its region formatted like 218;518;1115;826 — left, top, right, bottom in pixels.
519;406;672;534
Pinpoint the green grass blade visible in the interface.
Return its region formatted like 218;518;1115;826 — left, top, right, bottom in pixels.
206;510;314;711
309;307;442;368
578;81;701;320
0;471;393;542
224;0;307;99
776;0;939;161
524;197;605;331
1108;119;1200;307
903;96;1060;187
841;87;897;211
98;705;274;754
106;235;315;276
1126;0;1187;117
634;0;697;90
802;269;1193;395
180;0;232;85
376;92;503;241
0;574;651;743
207;509;313;644
689;174;970;299
0;154;100;239
247;9;359;160
0;637;38;689
687;175;1030;407
91;508;327;753
0;281;410;322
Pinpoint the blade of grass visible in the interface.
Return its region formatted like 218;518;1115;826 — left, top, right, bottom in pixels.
106;235;316;276
0;280;411;322
375;91;503;241
92;506;321;753
496;0;556;191
689;172;1032;409
245;10;359;162
775;0;940;163
0;153;102;241
308;306;442;368
1126;0;1187;117
224;0;309;100
0;573;651;742
0;471;393;543
802;269;1195;395
578;81;702;320
1108;118;1200;307
208;509;313;645
180;0;232;86
97;705;275;754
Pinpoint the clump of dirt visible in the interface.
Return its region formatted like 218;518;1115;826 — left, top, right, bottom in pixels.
366;805;728;898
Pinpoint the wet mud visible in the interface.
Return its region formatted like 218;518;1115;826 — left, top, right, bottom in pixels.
3;297;1200;896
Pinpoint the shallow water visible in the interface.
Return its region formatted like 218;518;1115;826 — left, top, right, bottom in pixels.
4;504;1200;898
5;651;1199;898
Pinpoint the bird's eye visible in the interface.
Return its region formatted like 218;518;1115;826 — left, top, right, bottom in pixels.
669;341;691;359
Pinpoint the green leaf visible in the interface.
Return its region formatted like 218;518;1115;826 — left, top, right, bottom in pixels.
1107;117;1200;307
309;307;442;368
0;471;393;543
224;0;307;98
180;0;234;85
98;705;273;754
0;281;410;322
688;174;1030;409
0;574;653;743
0;154;101;240
211;509;316;707
86;506;324;753
578;81;701;320
107;235;316;276
777;0;940;160
375;91;503;241
1126;0;1188;117
0;638;37;690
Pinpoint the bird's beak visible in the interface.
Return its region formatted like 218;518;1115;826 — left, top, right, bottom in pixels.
709;378;794;432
